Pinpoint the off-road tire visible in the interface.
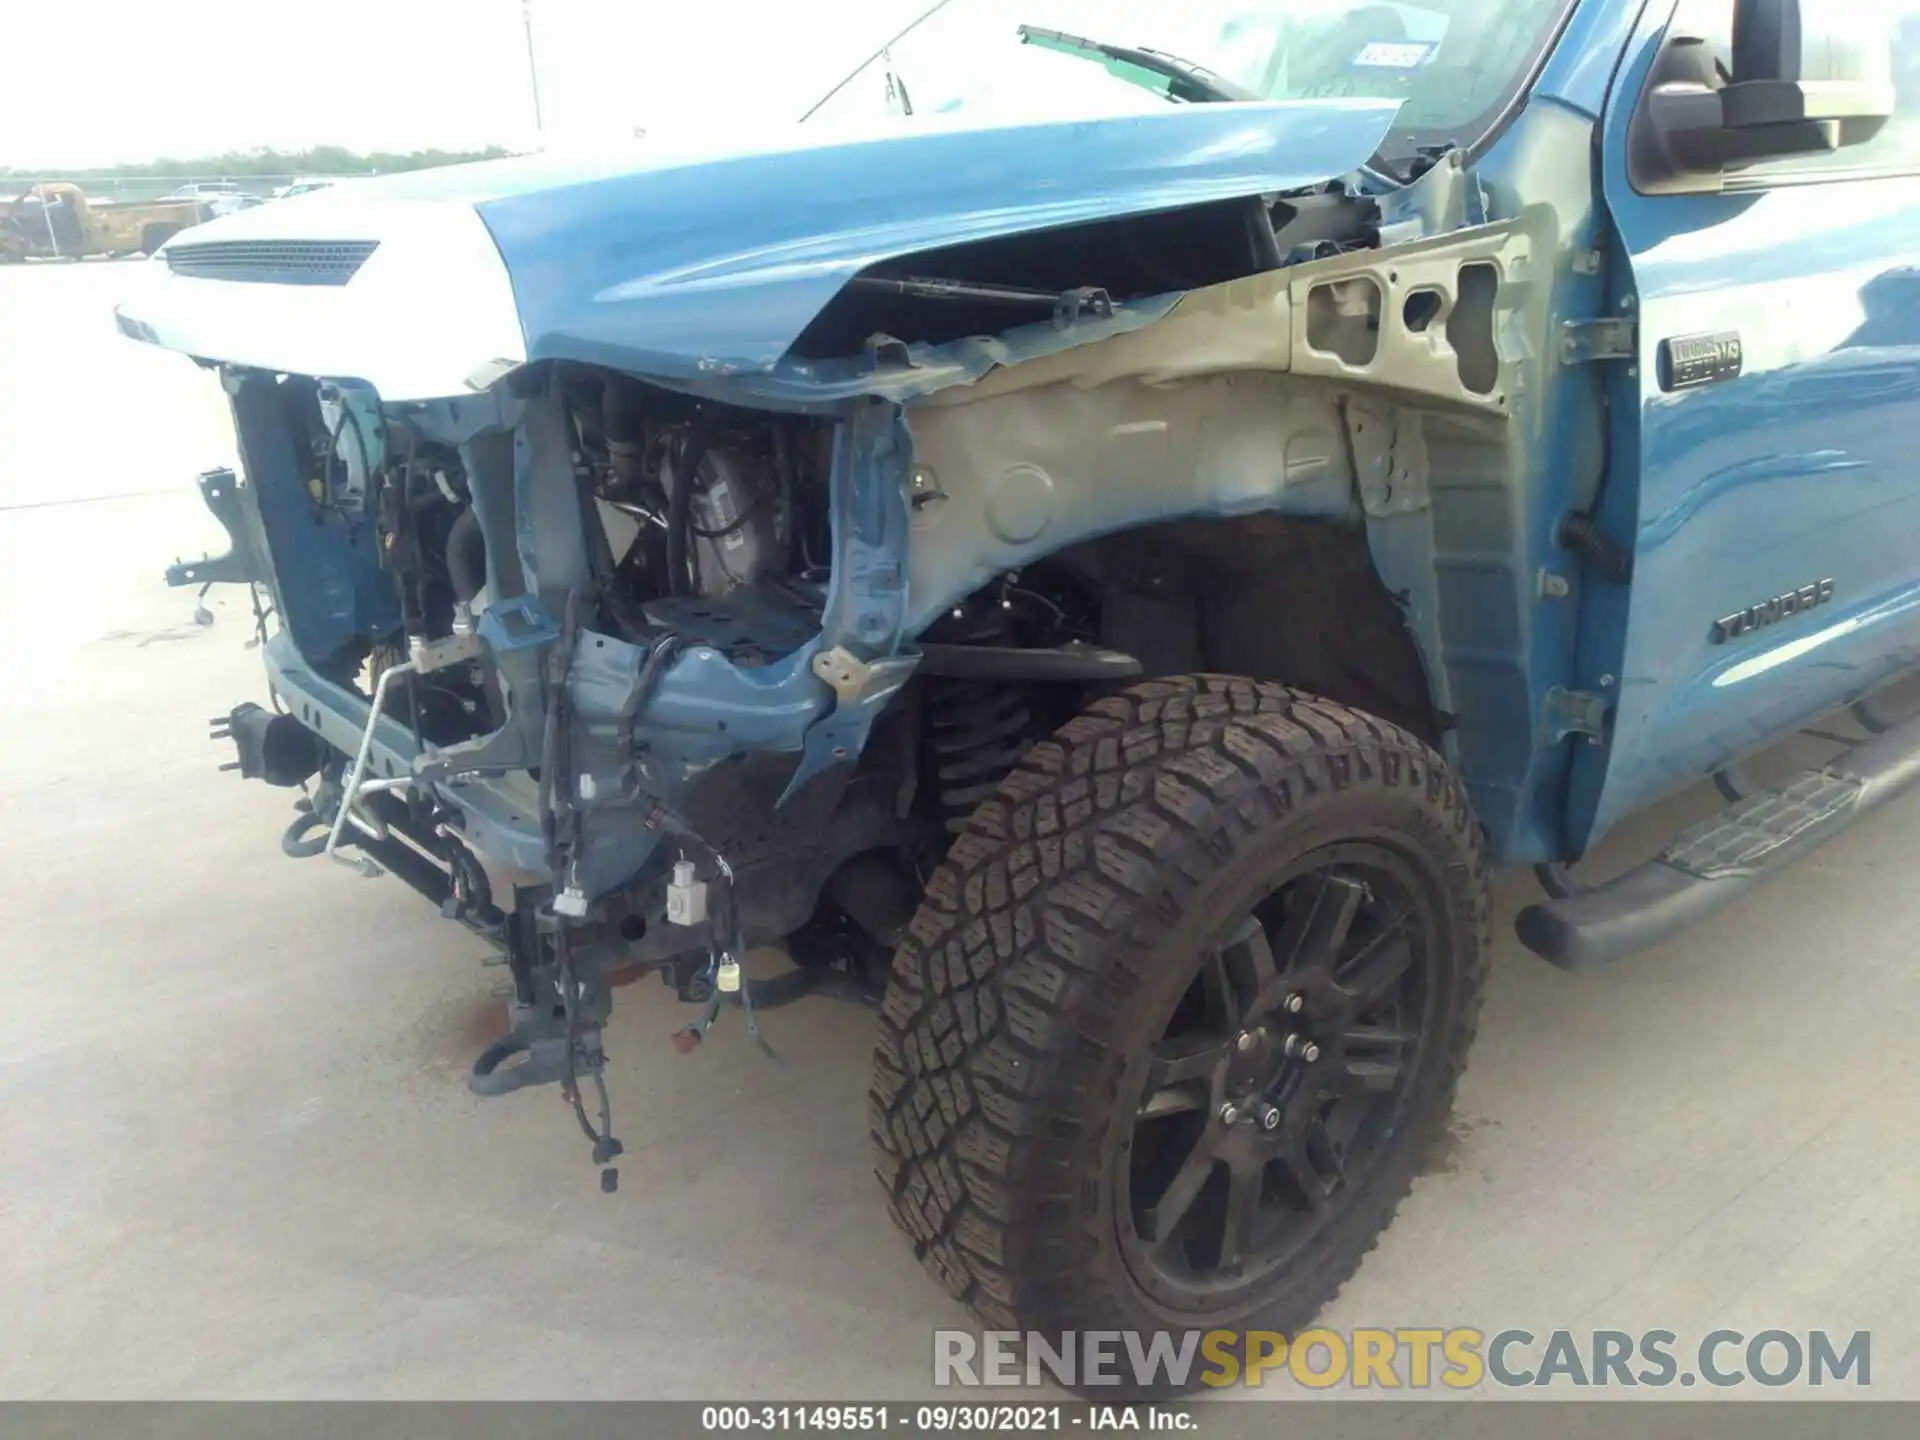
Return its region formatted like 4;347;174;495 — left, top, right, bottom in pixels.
870;675;1489;1382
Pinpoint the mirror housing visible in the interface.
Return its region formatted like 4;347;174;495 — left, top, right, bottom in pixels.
1635;0;1896;183
1722;0;1897;129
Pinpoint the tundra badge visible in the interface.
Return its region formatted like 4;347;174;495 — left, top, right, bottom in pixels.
1711;579;1836;644
1659;331;1744;391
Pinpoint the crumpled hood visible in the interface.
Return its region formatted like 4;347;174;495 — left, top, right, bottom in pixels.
118;100;1399;400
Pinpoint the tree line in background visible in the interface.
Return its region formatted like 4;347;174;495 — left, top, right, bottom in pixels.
0;144;513;180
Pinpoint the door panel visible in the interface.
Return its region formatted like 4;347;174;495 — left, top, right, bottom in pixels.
1577;0;1920;846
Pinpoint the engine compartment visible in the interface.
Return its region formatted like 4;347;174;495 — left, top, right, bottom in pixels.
297;366;1107;760
234;360;1127;940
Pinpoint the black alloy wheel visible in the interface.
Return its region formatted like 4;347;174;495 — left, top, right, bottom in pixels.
1119;848;1433;1302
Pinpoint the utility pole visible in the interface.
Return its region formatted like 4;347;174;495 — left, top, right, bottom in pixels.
521;0;545;139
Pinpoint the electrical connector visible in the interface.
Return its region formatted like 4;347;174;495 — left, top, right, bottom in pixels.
666;859;708;926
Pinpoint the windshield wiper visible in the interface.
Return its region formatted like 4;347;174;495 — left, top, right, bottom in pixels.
1016;25;1258;105
1022;24;1410;191
1366;140;1459;187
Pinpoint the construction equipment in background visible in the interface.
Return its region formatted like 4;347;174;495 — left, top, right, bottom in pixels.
0;183;213;263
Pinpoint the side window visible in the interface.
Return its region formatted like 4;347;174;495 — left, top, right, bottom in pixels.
1667;0;1920;180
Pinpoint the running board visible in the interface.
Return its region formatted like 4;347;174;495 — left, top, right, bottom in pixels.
1517;703;1920;969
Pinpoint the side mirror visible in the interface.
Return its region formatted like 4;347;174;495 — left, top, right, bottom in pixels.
1722;0;1897;131
1636;0;1896;181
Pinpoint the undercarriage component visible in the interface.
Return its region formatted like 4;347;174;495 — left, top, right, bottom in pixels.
823;850;920;952
411;594;560;781
913;640;1140;681
274;786;463;924
465;906;625;1187
322;657;422;872
469;960;607;1099
660;937;886;1010
211;702;322;787
165;467;269;590
927;679;1035;832
325;812;452;912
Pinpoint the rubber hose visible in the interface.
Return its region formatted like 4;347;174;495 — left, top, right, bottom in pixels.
1557;511;1633;584
446;505;488;604
281;810;331;859
774;419;796;569
665;413;714;598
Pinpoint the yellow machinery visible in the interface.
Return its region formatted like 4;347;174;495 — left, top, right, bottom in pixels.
0;183;213;262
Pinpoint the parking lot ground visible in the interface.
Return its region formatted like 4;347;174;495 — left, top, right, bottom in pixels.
3;262;1917;1400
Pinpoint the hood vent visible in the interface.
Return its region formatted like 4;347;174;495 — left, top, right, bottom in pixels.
165;239;380;286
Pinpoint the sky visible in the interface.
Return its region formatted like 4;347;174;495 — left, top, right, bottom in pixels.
3;0;912;167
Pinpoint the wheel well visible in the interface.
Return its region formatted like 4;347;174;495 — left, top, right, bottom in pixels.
897;514;1441;841
1063;514;1441;745
822;516;1441;950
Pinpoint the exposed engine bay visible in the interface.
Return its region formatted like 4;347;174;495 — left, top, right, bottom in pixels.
156;130;1532;1189
196;360;1150;1186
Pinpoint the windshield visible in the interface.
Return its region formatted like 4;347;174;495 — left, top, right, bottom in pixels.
805;0;1573;163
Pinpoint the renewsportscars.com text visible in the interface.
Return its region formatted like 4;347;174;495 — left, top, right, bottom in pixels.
934;1327;1872;1391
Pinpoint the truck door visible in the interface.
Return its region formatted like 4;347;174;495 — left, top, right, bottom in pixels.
1571;0;1920;849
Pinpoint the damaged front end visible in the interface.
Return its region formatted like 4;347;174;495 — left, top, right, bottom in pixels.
124;76;1539;1183
176;366;937;1183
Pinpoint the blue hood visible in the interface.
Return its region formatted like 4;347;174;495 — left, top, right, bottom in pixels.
413;101;1398;382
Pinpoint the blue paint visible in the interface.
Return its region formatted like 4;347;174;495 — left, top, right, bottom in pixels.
1528;0;1642;121
475;592;560;655
228;373;400;667
785;399;920;802
1418;80;1618;865
1565;0;1920;850
463;101;1398;381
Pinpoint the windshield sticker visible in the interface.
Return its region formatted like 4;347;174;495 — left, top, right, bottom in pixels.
1351;41;1437;70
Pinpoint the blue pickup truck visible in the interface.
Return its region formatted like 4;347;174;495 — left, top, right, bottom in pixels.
117;0;1919;1376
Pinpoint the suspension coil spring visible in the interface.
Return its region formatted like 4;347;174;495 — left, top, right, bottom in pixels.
928;680;1034;832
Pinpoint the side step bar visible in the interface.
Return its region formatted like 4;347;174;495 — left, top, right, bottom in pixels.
1517;703;1920;969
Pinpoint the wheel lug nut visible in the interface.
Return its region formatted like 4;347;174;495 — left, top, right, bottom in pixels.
1259;1105;1282;1131
1302;1042;1321;1063
1285;994;1305;1014
1219;1103;1240;1126
1235;1031;1256;1052
1283;1034;1321;1063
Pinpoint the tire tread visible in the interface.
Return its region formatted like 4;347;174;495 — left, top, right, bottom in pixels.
870;675;1490;1345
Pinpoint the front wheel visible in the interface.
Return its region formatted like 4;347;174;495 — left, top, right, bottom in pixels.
871;676;1488;1390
